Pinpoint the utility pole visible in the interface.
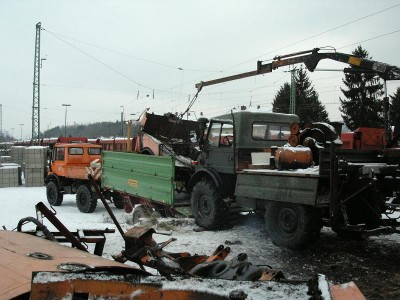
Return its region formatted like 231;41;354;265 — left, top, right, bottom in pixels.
62;104;71;136
19;124;24;140
32;22;41;142
289;68;297;114
120;106;124;137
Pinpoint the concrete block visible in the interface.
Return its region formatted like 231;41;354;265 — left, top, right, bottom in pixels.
11;146;26;169
0;163;22;185
0;165;19;188
0;156;13;163
24;146;48;169
25;168;45;187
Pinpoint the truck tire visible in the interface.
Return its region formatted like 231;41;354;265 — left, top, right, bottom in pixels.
191;180;224;230
76;185;97;213
46;181;63;206
265;202;321;249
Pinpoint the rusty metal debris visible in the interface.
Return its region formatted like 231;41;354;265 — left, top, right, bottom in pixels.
16;201;115;256
114;226;285;282
6;201;367;299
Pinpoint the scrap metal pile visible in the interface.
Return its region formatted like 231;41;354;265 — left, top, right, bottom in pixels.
0;198;366;299
113;226;284;282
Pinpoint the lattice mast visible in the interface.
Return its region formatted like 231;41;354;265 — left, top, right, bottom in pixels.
289;68;296;114
32;22;41;141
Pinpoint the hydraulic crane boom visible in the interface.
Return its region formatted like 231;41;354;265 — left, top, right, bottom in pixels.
195;48;400;89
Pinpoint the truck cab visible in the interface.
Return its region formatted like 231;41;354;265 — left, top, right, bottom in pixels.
189;111;300;229
45;143;103;213
193;111;299;189
49;143;102;180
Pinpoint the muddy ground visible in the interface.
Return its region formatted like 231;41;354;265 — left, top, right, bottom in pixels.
224;214;400;300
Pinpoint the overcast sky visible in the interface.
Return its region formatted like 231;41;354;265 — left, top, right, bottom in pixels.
1;0;400;139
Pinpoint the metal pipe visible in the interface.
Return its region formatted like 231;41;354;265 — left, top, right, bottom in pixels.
35;202;88;252
88;174;125;238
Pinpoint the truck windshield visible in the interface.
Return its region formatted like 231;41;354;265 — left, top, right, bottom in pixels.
252;122;290;141
54;147;65;161
208;122;234;147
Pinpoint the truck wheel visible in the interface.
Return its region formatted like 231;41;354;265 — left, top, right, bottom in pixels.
46;181;63;206
76;185;97;213
191;180;224;230
265;202;321;249
113;193;124;209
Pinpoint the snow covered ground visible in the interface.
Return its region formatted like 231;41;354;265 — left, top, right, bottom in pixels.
0;186;312;299
1;186;399;299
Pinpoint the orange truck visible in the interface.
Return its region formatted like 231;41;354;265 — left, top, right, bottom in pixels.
45;142;123;212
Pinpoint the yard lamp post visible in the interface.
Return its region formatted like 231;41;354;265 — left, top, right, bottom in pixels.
120;106;124;137
62;104;71;136
19;124;24;140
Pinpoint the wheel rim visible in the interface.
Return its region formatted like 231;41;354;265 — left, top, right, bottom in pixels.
133;207;145;224
79;193;88;206
199;194;211;216
48;187;56;201
277;207;298;235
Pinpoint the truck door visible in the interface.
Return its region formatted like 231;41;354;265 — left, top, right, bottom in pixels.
51;147;66;176
204;121;235;174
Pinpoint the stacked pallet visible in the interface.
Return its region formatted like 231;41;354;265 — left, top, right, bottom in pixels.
0;164;20;188
11;146;26;169
0;149;11;157
24;146;47;187
0;156;13;163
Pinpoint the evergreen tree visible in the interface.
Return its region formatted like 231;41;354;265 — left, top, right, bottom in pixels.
339;46;384;131
272;82;291;113
272;66;329;123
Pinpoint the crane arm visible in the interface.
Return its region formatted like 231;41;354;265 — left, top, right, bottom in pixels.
196;48;400;89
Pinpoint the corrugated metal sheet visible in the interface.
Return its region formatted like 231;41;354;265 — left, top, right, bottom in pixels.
101;151;175;205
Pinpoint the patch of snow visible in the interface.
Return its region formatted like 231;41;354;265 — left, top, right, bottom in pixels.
318;274;332;300
1;186;399;299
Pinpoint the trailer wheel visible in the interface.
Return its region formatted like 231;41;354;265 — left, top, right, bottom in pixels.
265;202;321;249
46;181;63;206
112;193;124;209
191;180;224;230
132;205;150;224
76;185;97;213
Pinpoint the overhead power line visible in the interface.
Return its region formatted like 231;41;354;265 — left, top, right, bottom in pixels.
338;28;400;50
222;3;400;72
42;30;220;73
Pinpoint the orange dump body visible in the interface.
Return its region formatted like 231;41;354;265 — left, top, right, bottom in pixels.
49;143;102;180
0;231;228;300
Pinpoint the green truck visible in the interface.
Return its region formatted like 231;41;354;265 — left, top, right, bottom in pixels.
101;110;400;249
102;48;400;249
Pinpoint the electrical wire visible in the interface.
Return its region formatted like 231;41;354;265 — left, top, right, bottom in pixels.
338;29;400;50
42;30;220;73
222;3;400;72
43;28;184;95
